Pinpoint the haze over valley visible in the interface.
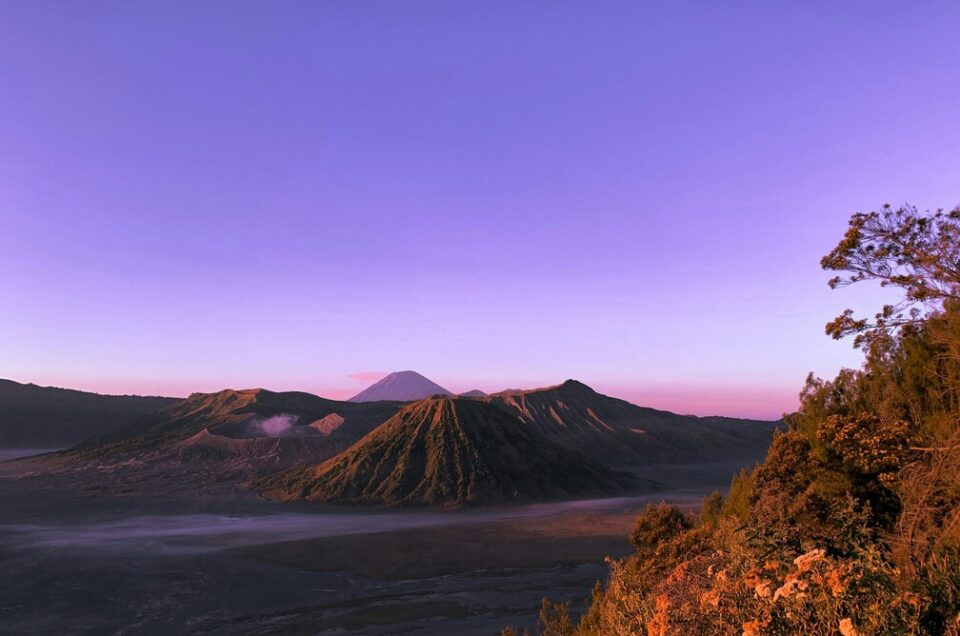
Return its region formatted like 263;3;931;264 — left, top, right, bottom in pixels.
3;2;957;634
0;371;778;633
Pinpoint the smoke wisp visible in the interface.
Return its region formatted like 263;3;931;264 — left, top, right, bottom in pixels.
244;413;301;437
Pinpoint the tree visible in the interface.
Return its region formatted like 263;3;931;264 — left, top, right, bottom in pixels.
630;502;693;559
538;598;573;636
563;203;960;635
821;204;960;348
699;491;724;529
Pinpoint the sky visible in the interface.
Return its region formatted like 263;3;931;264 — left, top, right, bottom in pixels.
1;2;958;419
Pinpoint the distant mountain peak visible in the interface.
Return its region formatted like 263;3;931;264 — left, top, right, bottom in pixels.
479;380;778;465
556;379;599;395
490;378;596;398
348;371;452;403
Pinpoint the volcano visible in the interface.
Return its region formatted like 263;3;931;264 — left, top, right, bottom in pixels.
255;396;633;506
12;388;403;494
348;370;452;402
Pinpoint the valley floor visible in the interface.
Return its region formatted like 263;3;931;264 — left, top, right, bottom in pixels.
0;458;751;635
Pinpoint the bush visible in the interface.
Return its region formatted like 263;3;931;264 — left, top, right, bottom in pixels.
539;597;574;636
506;205;960;635
700;491;724;529
631;503;693;558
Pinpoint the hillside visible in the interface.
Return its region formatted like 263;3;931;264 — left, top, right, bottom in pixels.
10;388;402;493
480;380;779;465
255;397;635;506
66;388;398;453
7;379;778;498
348;370;451;402
0;379;179;448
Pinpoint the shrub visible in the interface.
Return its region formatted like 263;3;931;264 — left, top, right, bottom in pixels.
700;491;724;529
630;503;693;558
505;205;960;635
539;597;574;636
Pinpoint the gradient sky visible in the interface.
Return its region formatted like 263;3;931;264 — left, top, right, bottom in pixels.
1;2;958;419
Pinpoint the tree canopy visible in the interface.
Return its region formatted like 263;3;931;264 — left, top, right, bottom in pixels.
517;203;960;636
822;204;960;348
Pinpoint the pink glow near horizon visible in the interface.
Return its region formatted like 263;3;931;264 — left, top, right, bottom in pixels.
610;386;797;421
347;372;389;383
19;372;794;420
2;3;957;420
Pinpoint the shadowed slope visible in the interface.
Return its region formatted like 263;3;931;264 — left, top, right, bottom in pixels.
0;379;179;447
256;397;634;506
9;388;402;493
65;389;388;456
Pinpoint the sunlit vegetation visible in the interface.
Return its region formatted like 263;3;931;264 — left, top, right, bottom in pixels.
502;205;960;635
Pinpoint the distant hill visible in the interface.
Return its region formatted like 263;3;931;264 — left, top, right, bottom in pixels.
0;379;179;448
255;397;634;506
68;387;400;459
460;389;487;397
7;379;780;499
348;370;451;402
10;388;402;493
480;380;780;465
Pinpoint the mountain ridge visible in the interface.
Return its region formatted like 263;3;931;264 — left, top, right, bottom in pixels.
479;379;779;465
6;378;779;499
255;396;636;506
0;379;180;448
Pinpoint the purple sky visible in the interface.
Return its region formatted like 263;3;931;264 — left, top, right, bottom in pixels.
1;2;958;419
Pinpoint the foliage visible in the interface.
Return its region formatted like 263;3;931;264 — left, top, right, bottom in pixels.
539;598;575;636
501;204;960;635
631;503;693;557
700;491;724;529
821;204;960;348
578;538;932;636
723;466;757;520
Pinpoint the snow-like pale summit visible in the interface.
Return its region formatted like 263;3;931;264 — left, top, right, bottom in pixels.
347;370;452;403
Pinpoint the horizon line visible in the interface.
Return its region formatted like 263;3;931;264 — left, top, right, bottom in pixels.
0;375;793;422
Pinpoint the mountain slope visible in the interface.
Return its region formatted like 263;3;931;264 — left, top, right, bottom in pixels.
0;379;179;447
256;397;634;506
348;371;451;402
481;380;779;465
12;388;402;494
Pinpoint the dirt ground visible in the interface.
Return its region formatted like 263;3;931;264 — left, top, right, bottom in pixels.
0;459;747;635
